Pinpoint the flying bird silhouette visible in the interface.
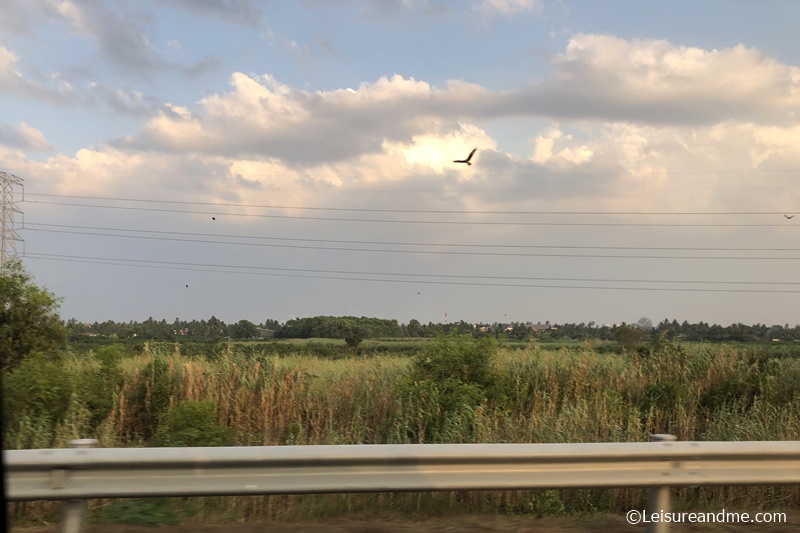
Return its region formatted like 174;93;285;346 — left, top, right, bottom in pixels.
785;214;795;219
453;148;477;166
185;285;189;288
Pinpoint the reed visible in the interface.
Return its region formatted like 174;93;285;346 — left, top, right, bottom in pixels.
5;340;799;526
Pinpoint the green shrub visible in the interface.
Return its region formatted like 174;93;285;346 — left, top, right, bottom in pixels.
399;335;498;442
344;333;363;349
699;373;761;413
102;498;191;526
127;355;180;442
640;381;687;415
155;400;232;447
410;334;496;387
73;345;125;427
3;352;73;431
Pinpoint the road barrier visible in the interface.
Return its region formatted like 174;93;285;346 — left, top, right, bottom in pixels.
5;435;800;533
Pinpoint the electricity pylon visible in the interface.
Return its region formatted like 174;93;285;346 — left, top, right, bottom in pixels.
1;171;24;273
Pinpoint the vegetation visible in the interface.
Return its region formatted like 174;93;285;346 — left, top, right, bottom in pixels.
65;313;800;344
5;261;800;527
1;258;68;370
5;336;800;526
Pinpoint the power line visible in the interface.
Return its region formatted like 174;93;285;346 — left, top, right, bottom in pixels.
23;227;800;260
21;193;800;216
22;201;800;227
25;252;800;293
25;223;800;252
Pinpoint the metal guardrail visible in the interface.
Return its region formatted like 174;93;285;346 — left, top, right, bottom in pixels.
5;436;800;533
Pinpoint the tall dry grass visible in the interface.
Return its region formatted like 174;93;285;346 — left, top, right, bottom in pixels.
5;340;800;525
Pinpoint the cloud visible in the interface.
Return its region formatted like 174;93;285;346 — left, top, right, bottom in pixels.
50;0;161;73
299;0;450;17
112;35;800;169
474;0;544;16
46;0;219;78
0;44;176;117
156;0;263;28
524;34;800;126
0;0;43;36
23;33;790;226
0;121;53;151
115;73;447;164
0;45;79;105
85;82;169;117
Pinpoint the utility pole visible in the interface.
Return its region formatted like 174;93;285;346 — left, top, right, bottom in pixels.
1;171;24;273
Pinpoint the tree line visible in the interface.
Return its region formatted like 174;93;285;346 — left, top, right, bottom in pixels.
3;258;799;374
64;315;800;343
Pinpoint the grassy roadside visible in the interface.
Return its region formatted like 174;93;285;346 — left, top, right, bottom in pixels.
11;512;800;533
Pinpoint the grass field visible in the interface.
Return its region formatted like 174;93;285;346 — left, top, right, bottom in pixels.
4;336;800;527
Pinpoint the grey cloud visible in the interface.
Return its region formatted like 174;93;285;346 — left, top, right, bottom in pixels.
0;122;53;151
0;1;36;36
85;82;169;116
51;0;162;74
0;46;174;118
183;57;223;79
299;0;450;17
47;0;219;79
0;51;80;106
156;0;263;28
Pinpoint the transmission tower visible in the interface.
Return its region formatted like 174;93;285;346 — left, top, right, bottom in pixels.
1;171;24;273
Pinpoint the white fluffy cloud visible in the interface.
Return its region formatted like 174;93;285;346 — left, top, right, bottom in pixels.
11;34;800;219
110;34;800;173
540;34;800;125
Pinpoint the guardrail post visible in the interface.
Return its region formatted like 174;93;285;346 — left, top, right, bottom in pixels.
647;434;677;533
60;439;97;533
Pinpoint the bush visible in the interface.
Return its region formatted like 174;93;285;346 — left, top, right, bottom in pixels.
616;324;647;353
699;373;761;413
155;400;232;447
639;381;687;415
399;335;498;442
344;333;363;349
3;352;72;432
126;356;180;442
74;345;125;427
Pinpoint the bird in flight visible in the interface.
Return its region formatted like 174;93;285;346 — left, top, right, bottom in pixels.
212;217;216;220
453;148;477;166
785;215;795;219
185;284;189;288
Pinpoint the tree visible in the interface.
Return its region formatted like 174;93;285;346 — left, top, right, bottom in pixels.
344;332;363;349
615;323;647;352
1;259;68;371
407;319;422;337
228;319;257;339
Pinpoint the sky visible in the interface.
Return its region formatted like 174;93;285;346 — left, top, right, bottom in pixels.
2;0;800;327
